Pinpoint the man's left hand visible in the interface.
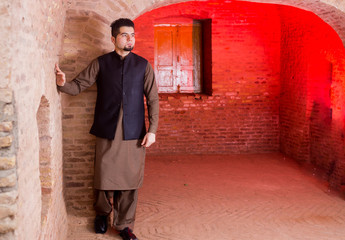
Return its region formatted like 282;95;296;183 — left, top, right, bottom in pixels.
141;132;156;148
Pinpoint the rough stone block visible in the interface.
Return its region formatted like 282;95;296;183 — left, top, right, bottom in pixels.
0;122;12;132
0;156;16;170
0;216;16;234
0;191;17;205
0;231;15;240
2;104;13;116
0;136;12;148
0;204;16;219
0;173;16;188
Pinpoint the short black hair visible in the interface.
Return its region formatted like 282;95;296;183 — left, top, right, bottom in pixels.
110;18;135;37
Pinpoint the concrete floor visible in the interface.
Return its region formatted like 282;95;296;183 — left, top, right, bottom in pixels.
67;153;345;240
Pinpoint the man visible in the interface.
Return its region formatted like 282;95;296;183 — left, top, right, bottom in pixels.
55;18;159;240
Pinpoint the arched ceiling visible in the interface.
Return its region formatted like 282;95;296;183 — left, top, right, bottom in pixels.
66;0;345;46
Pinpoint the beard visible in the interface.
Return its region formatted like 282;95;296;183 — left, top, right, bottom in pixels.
123;46;134;51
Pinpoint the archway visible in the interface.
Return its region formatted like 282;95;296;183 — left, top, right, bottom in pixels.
60;0;345;238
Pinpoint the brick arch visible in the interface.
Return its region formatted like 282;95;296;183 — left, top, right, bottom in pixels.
141;0;345;47
66;0;345;47
61;0;345;76
60;0;345;214
237;0;345;47
60;10;113;80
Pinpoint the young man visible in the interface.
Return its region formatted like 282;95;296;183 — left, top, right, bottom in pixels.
55;18;159;240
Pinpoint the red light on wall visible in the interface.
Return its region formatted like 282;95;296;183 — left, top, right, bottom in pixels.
133;0;345;155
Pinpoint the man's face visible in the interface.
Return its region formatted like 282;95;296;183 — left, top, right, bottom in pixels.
112;26;135;52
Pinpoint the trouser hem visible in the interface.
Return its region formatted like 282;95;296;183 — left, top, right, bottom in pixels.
114;220;135;231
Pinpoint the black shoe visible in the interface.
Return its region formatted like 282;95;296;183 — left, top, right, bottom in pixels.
94;215;107;234
119;227;138;240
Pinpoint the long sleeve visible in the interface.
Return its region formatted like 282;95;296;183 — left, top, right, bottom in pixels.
58;58;99;95
144;62;159;134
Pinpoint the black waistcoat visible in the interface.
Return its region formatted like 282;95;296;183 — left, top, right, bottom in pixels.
89;51;148;140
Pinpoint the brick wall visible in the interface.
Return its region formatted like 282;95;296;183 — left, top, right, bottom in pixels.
59;9;112;216
279;7;345;188
0;0;68;239
134;1;282;154
60;1;283;213
60;0;345;218
1;0;344;239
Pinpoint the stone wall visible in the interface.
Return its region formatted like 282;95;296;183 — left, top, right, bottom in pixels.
0;89;17;238
0;1;18;238
0;0;68;239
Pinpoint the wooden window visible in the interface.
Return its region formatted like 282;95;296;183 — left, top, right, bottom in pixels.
154;21;203;93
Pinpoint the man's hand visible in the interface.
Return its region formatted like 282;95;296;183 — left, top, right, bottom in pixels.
141;132;156;148
55;63;66;86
